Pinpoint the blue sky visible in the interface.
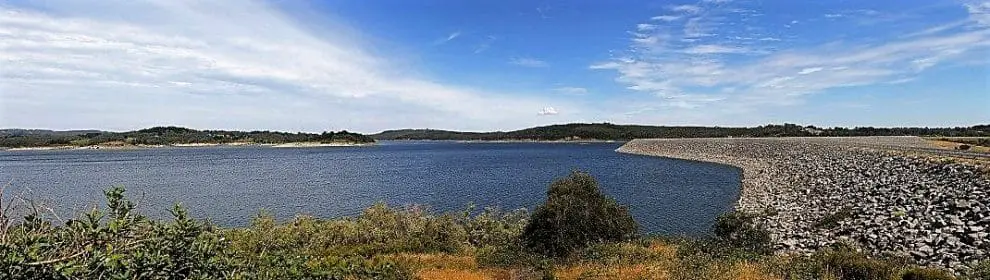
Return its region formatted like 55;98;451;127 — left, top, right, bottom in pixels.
0;0;987;133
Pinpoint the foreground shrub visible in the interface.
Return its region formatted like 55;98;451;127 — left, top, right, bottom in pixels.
900;267;956;280
459;205;529;249
521;171;638;258
712;211;772;256
0;187;239;279
577;242;657;265
816;245;898;280
475;241;542;268
963;260;990;280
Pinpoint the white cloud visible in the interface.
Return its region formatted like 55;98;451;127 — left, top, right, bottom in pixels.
966;1;990;26
636;23;658;31
670;5;701;14
797;67;824;75
554;87;588;94
591;1;990;111
537;107;558;116
683;44;751;54
887;77;916;84
684;17;716;38
509;57;549;67
651;15;682;22
824;13;844;18
433;31;461;45
0;1;577;132
445;32;460;41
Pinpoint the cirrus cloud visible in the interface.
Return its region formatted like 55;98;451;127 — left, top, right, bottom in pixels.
0;0;582;132
591;0;990;111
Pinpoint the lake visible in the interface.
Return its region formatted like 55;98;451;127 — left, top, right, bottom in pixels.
0;141;741;235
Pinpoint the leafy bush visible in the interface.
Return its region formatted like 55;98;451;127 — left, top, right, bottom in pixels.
712;211;772;256
900;267;956;280
815;245;898;280
521;171;638;258
1;187;240;280
459;205;528;249
963;260;990;280
475;241;542;268
0;188;422;280
226;203;473;260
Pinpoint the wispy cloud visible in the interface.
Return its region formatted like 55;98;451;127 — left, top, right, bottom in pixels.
591;1;990;111
683;44;752;54
432;31;461;45
670;5;702;14
537;107;559;116
443;31;460;42
651;15;682;22
509;57;549;67
797;67;824;75
967;1;990;26
0;1;575;132
474;35;497;53
553;87;588;95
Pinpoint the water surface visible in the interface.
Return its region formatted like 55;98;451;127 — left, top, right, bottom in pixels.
0;141;740;235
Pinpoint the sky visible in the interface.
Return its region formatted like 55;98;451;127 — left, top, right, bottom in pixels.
0;0;988;133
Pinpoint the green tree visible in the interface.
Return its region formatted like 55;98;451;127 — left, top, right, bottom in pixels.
521;171;638;258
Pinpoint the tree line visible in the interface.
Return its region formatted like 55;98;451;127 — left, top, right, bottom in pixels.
0;126;375;148
371;123;990;141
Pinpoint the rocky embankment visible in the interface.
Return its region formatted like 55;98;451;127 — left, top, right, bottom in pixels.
618;137;990;271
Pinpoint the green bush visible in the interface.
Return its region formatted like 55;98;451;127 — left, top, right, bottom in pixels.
459;205;528;249
815;245;898;280
900;267;956;280
0;187;240;280
0;188;420;280
521;171;639;258
712;211;772;256
475;241;542;268
226;203;473;259
964;260;990;280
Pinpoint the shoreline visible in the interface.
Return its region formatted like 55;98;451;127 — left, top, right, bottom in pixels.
617;136;990;271
1;142;374;151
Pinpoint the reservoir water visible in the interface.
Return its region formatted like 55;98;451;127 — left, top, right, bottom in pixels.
0;141;741;235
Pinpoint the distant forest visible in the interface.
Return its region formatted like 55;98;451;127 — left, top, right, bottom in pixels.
0;126;375;148
371;123;990;141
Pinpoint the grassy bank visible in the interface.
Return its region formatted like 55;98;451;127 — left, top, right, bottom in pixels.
2;173;988;279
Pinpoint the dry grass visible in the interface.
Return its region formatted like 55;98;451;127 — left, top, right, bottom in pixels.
416;268;493;280
728;262;781;280
393;253;478;271
555;263;671;280
405;241;789;280
927;139;990;153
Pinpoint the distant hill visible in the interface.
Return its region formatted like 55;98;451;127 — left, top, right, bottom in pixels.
371;123;990;141
0;126;374;148
0;129;104;137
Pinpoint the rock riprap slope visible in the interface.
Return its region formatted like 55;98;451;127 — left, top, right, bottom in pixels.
618;137;990;271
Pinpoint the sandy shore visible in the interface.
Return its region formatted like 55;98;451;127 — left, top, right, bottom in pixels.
617;137;990;271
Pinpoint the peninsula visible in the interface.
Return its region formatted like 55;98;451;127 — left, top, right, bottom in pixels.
0;126;375;150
